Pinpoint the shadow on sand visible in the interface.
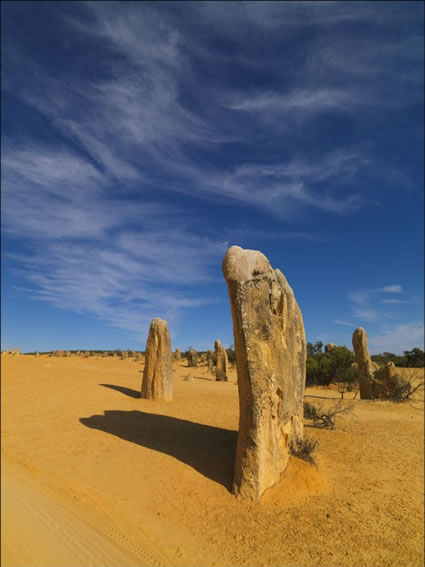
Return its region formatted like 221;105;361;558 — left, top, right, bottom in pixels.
304;394;341;400
99;383;140;398
80;410;237;491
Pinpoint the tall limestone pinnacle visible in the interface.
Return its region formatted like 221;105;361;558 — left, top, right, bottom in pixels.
141;318;173;401
352;327;378;399
215;339;229;381
352;327;396;399
222;245;306;501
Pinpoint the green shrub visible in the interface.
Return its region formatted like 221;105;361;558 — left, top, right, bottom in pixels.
306;346;355;386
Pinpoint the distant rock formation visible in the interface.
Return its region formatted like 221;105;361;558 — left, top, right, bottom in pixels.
223;245;306;501
352;327;397;399
175;348;181;362
325;343;336;352
141;318;173;401
187;349;198;367
215;340;229;381
352;328;379;399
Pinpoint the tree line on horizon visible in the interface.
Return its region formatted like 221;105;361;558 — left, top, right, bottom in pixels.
306;341;424;390
22;343;425;373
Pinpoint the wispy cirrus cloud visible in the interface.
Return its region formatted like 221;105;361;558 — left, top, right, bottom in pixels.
2;1;423;342
2;138;227;338
227;87;367;118
4;1;420;219
334;319;355;327
368;323;424;354
377;285;403;293
345;284;409;323
9;231;226;339
1;144;167;240
333;316;423;354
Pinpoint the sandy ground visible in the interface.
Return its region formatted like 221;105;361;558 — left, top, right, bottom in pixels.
1;354;424;567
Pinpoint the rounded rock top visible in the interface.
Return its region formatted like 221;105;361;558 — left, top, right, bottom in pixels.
222;245;272;283
150;318;169;329
354;327;366;335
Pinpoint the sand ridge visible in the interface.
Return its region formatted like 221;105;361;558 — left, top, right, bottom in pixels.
2;355;424;566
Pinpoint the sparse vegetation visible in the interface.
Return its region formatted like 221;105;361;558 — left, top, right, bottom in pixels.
380;369;425;402
334;366;360;399
227;345;236;364
304;400;355;429
289;436;318;465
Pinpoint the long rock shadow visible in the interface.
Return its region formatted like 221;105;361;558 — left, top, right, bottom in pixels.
304;394;341;400
80;410;237;491
99;383;140;398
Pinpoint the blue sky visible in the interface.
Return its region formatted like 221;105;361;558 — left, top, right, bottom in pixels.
2;1;424;354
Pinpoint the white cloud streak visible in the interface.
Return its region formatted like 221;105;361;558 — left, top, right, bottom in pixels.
9;232;226;339
378;285;403;293
228;87;367;116
2;1;423;339
4;1;419;219
346;284;411;324
334;319;355;327
368;323;424;354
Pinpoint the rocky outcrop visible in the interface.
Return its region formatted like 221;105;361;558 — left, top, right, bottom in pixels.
325;343;336;352
352;327;398;399
141;318;173;401
215;340;229;381
187;349;198;367
352;327;380;399
175;348;181;362
223;245;306;501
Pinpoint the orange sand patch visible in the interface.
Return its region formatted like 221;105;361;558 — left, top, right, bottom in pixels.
2;354;424;566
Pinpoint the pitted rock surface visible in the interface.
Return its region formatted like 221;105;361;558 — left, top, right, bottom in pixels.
141;318;173;401
223;246;306;501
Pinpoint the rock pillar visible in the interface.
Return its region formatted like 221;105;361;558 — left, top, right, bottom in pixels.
187;349;198;367
215;340;229;381
141;318;173;401
223;246;306;501
352;328;379;399
175;348;181;362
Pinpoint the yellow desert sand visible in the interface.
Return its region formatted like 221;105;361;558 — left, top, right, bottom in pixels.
2;354;424;567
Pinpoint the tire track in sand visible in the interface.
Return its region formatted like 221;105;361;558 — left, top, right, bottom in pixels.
2;459;175;567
